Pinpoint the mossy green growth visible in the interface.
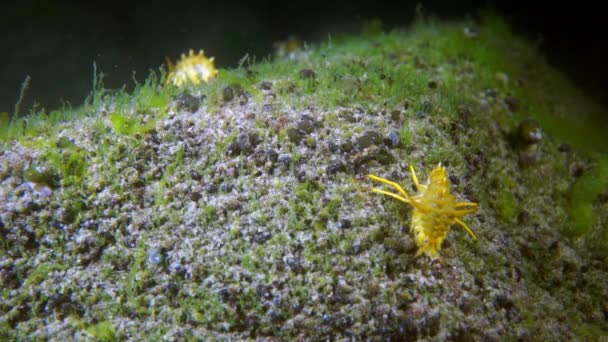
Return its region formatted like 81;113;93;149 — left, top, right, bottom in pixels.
565;154;608;237
476;12;608;153
23;166;60;188
154;145;185;206
574;322;608;339
0;112;9;126
486;168;519;223
125;243;147;299
24;263;67;286
109;112;143;135
183;287;225;325
203;67;263;112
566;203;596;237
135;79;171;113
495;189;517;223
43;137;88;187
200;204;217;225
86;321;117;342
1;108;67;143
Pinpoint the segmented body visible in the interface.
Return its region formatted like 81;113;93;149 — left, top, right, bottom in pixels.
166;49;218;87
368;164;478;259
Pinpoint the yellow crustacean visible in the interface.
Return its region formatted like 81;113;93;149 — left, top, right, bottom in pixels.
165;49;218;87
368;164;478;259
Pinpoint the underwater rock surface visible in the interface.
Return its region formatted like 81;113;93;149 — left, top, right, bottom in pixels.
1;14;607;340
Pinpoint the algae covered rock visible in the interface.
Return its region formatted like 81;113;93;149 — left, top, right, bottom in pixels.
1;12;607;341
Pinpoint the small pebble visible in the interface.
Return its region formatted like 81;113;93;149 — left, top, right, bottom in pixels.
356;131;383;149
517;119;543;145
327;160;347;175
337;219;351;230
148;249;163;265
485;88;497;98
300;69;316;80
286;128;302;144
297;119;315;134
387;131;400;148
278;154;292;167
173;93;201;112
259;81;272;90
390;110;401;121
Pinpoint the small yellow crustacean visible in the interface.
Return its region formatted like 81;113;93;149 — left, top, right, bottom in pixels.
165;49;218;87
368;164;478;260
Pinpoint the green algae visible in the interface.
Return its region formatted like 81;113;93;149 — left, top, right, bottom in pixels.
154;145;185;206
86;321;117;342
566;155;608;240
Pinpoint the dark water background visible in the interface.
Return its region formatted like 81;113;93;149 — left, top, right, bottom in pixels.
2;0;606;120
